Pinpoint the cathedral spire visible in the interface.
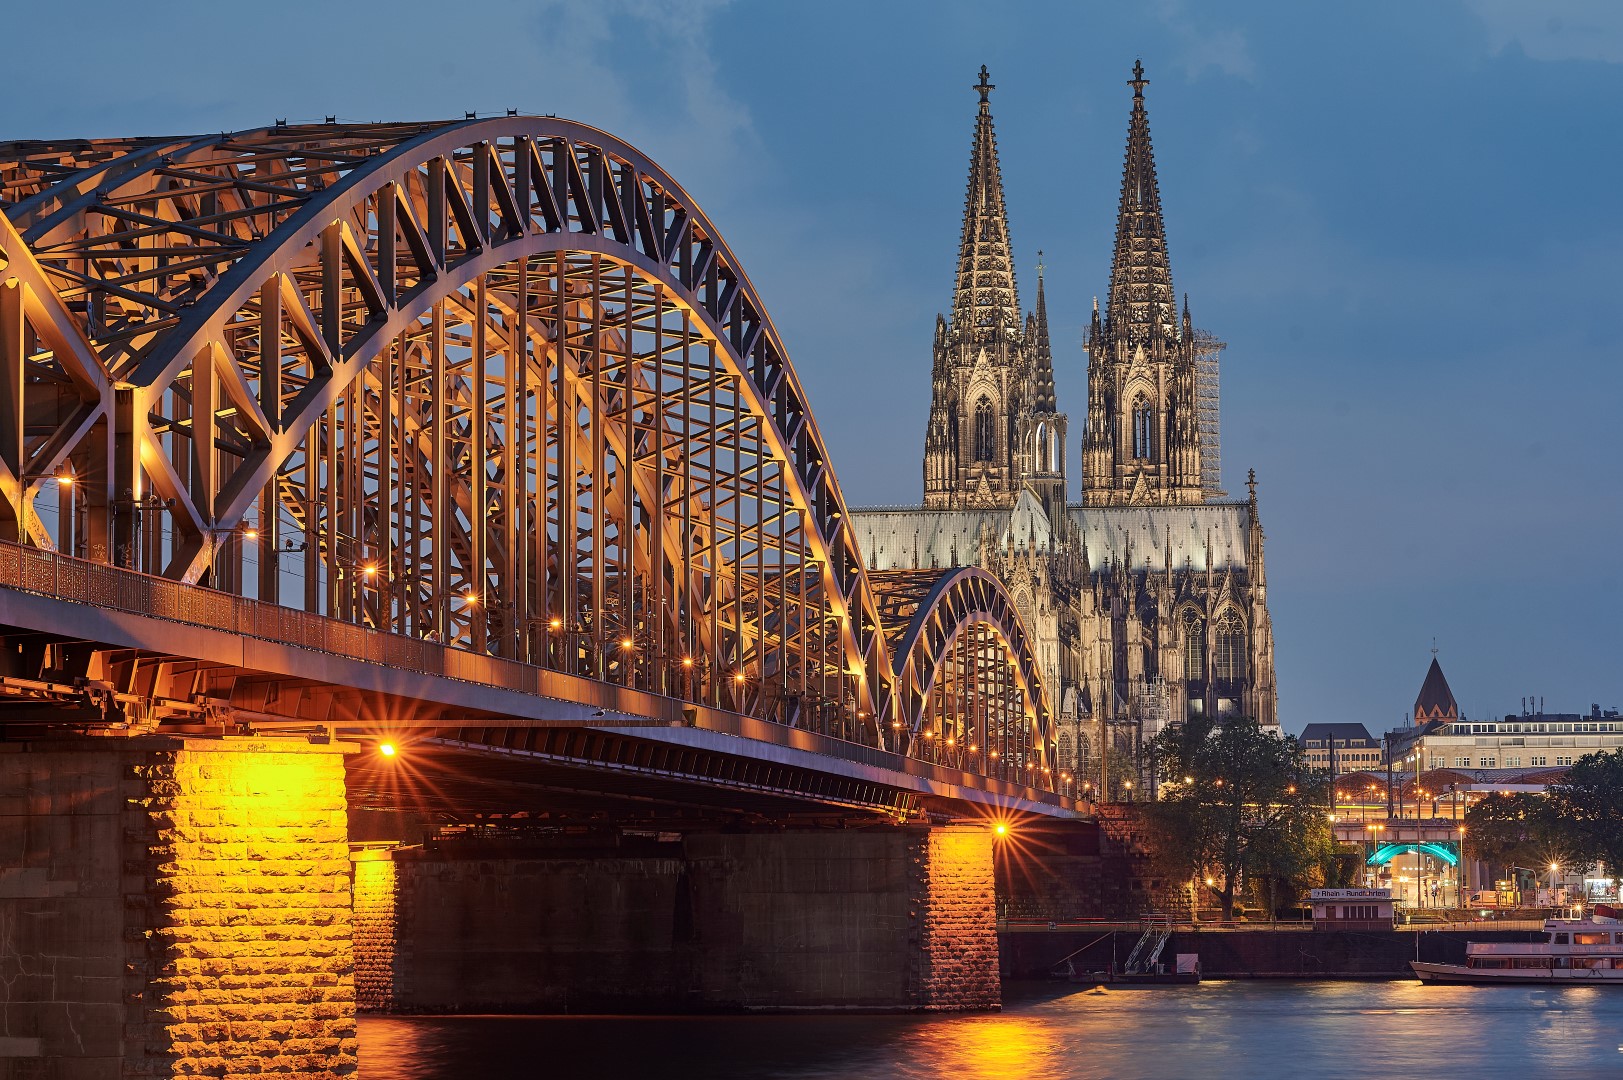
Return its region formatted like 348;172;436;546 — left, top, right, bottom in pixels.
952;65;1021;342
1032;253;1056;411
1107;60;1175;343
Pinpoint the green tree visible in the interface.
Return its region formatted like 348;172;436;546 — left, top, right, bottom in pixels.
1547;749;1623;882
1140;716;1327;921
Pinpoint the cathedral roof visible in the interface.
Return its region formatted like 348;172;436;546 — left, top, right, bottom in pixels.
1031;256;1057;412
1414;658;1459;721
1068;502;1252;572
849;497;1253;574
1107;60;1177;344
951;66;1022;343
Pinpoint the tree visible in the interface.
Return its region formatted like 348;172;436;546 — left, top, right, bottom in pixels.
1139;716;1327;921
1462;792;1575;878
1547;749;1623;882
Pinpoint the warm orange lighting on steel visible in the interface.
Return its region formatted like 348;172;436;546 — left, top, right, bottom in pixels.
681;656;694;668
549;617;563;631
620;637;634;651
734;671;746;684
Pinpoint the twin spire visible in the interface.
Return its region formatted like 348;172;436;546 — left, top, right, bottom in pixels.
951;65;1021;342
952;60;1177;350
1107;59;1177;342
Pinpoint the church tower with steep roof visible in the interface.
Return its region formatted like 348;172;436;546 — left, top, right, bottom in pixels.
1083;62;1205;507
923;67;1065;513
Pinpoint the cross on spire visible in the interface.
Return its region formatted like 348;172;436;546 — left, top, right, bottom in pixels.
1129;58;1148;97
975;65;995;104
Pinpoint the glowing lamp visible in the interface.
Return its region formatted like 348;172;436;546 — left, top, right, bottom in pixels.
379;742;397;758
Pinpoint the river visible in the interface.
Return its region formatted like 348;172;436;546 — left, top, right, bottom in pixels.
358;980;1623;1079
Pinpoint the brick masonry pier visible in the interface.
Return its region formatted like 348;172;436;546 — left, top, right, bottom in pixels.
358;824;999;1013
0;738;356;1078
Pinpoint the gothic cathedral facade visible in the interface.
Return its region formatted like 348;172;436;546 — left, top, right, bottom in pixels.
852;64;1278;797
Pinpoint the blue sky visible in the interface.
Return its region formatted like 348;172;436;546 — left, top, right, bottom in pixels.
7;1;1620;732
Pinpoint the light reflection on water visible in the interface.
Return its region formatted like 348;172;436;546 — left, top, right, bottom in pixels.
359;981;1623;1080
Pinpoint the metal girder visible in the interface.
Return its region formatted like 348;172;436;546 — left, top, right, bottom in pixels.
0;117;1057;796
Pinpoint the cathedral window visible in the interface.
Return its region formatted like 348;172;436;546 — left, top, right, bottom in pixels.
974;397;995;462
1132;398;1153;460
1213;612;1246;682
1036;422;1049;472
1182;612;1204;681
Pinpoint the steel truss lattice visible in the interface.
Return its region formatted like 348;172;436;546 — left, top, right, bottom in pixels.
0;117;1054;783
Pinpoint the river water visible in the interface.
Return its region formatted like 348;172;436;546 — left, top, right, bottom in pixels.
358;980;1623;1079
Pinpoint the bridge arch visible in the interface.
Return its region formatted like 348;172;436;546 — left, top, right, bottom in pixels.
871;567;1054;782
0;118;1054;784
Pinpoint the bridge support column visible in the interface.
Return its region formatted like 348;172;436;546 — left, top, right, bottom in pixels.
376;822;999;1013
912;825;1001;1010
0;737;356;1078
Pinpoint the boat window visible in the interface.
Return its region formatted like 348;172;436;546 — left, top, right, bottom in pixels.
1572;933;1610;945
1552;933;1569;944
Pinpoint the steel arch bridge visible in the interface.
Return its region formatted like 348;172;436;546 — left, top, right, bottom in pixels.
0;117;1066;809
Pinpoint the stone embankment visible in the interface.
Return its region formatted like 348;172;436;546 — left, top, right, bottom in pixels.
1000;926;1544;980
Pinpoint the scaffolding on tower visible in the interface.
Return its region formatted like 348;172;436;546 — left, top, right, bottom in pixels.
1194;329;1225;500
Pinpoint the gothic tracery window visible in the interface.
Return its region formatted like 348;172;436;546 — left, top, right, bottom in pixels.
974;397;995;462
1132;397;1153;460
1182;610;1204;682
1213;611;1246;682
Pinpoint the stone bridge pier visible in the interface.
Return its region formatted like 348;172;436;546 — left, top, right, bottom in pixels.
0;736;357;1078
351;823;1001;1015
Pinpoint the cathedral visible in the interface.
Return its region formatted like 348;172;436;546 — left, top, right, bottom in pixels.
852;63;1278;797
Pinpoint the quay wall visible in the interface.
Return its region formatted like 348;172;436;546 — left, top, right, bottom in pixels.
999;927;1546;980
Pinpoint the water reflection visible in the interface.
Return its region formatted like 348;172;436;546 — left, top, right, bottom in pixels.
359;981;1623;1080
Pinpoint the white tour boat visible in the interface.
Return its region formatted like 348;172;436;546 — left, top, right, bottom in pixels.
1411;904;1623;985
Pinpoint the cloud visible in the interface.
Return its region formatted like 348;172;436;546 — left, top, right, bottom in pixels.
1464;0;1623;63
528;0;762;205
1150;1;1258;82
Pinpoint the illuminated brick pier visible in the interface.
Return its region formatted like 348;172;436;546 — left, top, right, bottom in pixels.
0;738;356;1077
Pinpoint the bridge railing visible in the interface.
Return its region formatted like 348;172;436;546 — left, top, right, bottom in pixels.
0;539;900;767
1;538;577;700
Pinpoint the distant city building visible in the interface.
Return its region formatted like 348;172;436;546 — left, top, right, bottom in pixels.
1300;723;1383;775
1383;657;1622;776
850;64;1278;798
